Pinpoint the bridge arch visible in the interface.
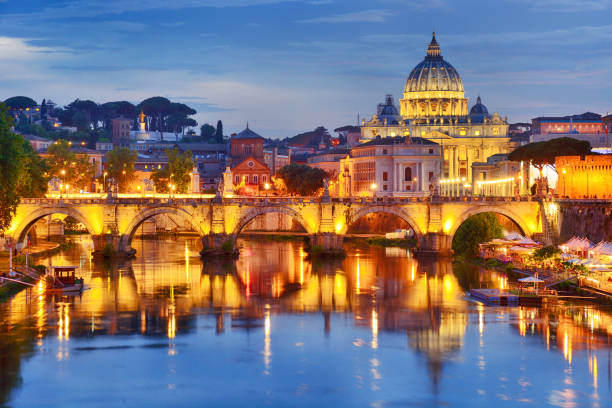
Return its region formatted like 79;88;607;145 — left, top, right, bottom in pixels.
12;206;97;244
122;206;203;249
344;206;424;240
231;206;313;241
448;206;531;243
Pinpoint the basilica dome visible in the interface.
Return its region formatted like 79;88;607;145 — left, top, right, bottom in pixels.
469;96;488;116
404;34;464;94
400;33;468;119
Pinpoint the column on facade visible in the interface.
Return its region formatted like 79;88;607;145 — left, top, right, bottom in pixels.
418;163;423;192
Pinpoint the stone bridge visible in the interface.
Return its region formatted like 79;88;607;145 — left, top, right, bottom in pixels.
5;195;550;257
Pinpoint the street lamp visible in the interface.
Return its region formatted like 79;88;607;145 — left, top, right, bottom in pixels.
370;182;377;197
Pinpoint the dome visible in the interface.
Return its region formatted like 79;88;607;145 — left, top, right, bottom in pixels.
470;96;488;115
404;33;464;94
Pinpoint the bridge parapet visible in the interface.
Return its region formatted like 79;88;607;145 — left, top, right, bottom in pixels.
9;195;547;258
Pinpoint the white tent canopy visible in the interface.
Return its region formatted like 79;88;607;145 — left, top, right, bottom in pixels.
590;241;612;257
560;237;593;252
504;232;524;241
519;276;545;283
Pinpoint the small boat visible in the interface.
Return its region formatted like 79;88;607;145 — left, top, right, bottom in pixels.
47;266;84;294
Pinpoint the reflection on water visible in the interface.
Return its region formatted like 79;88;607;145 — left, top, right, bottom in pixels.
1;236;611;407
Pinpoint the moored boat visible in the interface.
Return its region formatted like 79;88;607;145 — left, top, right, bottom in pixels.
47;266;84;294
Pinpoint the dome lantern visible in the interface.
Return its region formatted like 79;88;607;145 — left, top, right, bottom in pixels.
400;33;468;119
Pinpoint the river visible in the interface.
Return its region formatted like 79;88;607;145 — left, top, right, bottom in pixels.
1;236;611;407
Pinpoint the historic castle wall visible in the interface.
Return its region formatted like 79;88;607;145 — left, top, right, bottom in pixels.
559;201;612;242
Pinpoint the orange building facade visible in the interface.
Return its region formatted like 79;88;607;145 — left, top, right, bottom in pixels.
556;155;612;199
230;126;271;194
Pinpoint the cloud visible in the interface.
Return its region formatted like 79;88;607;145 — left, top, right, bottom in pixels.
299;9;393;23
0;0;300;20
507;0;611;12
161;21;185;27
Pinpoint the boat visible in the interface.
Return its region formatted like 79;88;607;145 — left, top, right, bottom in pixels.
47;266;84;294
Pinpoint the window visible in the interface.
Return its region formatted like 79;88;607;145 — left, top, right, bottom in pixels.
459;130;466;136
263;175;267;182
244;175;249;183
383;185;388;191
235;175;240;183
253;175;258;183
383;172;388;181
383;149;388;155
428;171;434;181
407;185;411;191
429;148;434;154
404;167;412;181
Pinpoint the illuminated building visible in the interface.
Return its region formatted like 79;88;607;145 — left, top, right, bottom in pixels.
556;155;612;198
531;112;610;149
471;153;528;196
338;136;441;197
230;126;271;194
361;33;512;183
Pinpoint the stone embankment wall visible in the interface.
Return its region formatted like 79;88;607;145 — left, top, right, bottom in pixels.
559;200;612;242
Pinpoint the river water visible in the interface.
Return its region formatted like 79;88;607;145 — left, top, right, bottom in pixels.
1;236;611;407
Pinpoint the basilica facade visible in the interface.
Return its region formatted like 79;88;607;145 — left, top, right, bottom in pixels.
360;33;512;183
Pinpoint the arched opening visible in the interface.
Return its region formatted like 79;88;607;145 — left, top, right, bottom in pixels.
124;207;202;255
233;207;310;240
345;208;422;250
450;211;525;258
13;208;96;254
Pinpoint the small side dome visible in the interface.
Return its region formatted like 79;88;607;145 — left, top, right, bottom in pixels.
470;96;488;116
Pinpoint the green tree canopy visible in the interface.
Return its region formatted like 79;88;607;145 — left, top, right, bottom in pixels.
451;213;503;258
150;148;194;193
0;103;48;231
200;123;216;140
508;137;592;176
46;139;95;191
4;96;37;110
105;147;137;192
0;105;26;231
276;164;328;196
214;120;223;142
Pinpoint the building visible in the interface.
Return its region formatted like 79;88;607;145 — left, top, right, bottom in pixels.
470;154;527;197
230;126;271;194
23;134;53;152
263;147;290;175
556;155;612;199
531;112;610;149
334;125;361;148
338;136;441;197
360;33;512;184
112;117;132;147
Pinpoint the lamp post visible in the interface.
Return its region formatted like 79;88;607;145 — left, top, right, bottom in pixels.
103;171;108;192
370;182;377;197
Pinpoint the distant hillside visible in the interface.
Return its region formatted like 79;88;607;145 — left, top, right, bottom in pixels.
286;126;330;147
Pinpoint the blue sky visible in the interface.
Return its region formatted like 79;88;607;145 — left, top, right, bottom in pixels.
1;0;611;138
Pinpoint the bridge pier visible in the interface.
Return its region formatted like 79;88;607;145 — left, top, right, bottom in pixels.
200;234;239;258
91;234;135;258
308;233;346;257
415;233;453;257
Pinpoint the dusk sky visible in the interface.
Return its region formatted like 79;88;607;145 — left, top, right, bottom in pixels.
1;0;611;138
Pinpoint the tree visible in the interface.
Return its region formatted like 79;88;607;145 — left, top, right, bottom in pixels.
4;96;37;111
276;164;328;196
508;137;592;177
105;147;137;192
46;139;95;191
215;120;223;142
139;96;171;134
16;140;49;198
40;99;47;118
200;123;215;140
0;105;26;231
150;149;194;193
451;213;503;258
72;111;90;131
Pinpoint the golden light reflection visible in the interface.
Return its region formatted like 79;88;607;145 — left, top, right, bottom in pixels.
36;280;46;344
371;309;378;349
478;303;484;336
57;303;70;341
356;254;360;293
263;308;271;374
519;309;526;337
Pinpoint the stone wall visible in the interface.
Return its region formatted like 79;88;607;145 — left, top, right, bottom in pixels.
559;200;612;242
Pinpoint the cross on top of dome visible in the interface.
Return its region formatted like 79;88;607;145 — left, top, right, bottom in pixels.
427;32;441;57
